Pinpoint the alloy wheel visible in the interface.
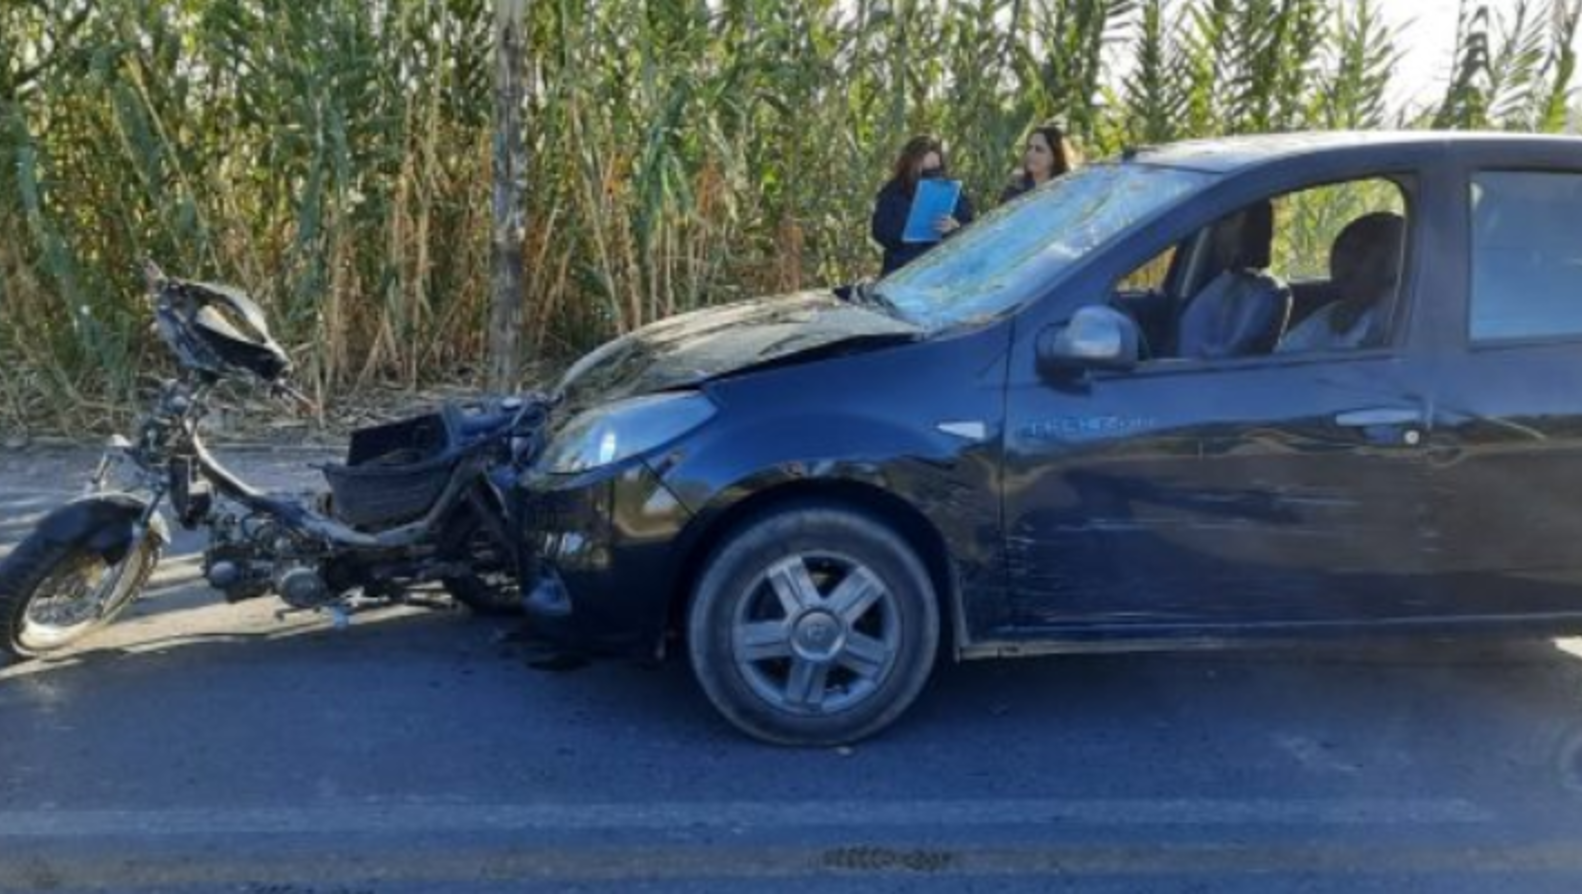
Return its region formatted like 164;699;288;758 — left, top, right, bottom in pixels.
730;552;901;714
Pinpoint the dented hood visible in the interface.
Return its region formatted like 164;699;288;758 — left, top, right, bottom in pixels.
554;290;920;409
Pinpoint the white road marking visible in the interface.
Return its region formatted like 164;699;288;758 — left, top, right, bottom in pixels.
0;797;1490;839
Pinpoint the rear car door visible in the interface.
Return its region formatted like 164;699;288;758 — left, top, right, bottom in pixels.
1425;158;1582;621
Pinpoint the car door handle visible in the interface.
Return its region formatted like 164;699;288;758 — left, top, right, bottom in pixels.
1335;408;1423;428
1335;408;1426;447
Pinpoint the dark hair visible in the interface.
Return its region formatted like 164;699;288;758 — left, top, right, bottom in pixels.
1026;123;1079;179
892;135;946;196
1328;211;1406;334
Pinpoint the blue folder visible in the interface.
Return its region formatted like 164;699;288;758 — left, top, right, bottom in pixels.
902;179;963;244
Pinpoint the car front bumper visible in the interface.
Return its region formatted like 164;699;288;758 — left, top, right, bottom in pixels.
513;461;694;656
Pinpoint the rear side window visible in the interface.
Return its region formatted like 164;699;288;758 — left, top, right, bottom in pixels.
1470;171;1582;342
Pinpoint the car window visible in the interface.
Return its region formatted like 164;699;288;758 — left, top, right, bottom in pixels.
876;163;1216;331
1469;171;1582;342
1115;246;1178;294
1116;175;1411;362
1271;178;1406;283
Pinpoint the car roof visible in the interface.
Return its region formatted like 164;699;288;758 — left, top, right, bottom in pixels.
1127;130;1582;174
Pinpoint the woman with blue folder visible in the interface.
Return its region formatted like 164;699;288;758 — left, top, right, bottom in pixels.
870;135;976;275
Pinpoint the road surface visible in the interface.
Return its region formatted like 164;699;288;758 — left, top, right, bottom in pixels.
2;446;1581;892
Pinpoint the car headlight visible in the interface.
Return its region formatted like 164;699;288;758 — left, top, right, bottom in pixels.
539;392;716;474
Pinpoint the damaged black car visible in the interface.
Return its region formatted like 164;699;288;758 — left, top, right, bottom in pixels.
516;131;1582;745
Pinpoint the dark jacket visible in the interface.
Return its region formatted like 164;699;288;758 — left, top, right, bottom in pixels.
1001;170;1084;204
999;174;1036;205
870;178;976;276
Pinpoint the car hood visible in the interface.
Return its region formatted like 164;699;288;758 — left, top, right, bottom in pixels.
554;290;920;410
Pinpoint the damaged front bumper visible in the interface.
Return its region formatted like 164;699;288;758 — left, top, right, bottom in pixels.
512;461;694;656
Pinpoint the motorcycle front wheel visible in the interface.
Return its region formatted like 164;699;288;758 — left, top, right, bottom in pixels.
0;526;162;660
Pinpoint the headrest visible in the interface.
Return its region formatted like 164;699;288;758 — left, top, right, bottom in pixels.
1212;201;1274;270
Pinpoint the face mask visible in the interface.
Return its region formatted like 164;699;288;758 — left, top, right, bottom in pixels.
920;168;945;180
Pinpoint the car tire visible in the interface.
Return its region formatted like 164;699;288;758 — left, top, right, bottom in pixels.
687;502;939;746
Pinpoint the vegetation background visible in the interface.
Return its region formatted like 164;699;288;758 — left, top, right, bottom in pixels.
0;0;1577;433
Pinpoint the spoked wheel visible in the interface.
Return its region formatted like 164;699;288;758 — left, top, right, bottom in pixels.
0;532;161;660
688;504;939;746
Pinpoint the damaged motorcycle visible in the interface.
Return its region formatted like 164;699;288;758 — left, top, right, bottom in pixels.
0;264;545;659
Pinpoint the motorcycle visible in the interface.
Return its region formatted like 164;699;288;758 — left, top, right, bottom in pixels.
0;263;546;660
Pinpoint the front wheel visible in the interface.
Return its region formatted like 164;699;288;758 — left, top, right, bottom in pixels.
0;525;162;660
687;504;940;746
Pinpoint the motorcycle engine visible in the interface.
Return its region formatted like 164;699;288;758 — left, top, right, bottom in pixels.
273;565;331;609
204;510;334;608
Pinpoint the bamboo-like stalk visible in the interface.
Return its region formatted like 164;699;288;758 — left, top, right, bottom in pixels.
2;0;1579;433
489;0;530;390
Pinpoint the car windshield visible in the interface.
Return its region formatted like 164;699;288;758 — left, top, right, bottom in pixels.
874;163;1217;330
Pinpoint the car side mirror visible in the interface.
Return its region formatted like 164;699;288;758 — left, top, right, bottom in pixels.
1037;306;1142;376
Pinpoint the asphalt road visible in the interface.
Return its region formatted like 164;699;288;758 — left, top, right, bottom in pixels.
3;446;1582;892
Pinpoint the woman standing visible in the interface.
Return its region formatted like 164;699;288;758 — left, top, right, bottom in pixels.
999;123;1080;204
870;135;976;276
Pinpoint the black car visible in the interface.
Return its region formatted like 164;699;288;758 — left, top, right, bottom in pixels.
517;131;1582;745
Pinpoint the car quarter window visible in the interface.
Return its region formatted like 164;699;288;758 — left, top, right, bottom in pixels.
1470;170;1582;343
1115;175;1412;363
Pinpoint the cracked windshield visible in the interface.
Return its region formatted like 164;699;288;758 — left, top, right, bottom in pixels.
878;164;1215;329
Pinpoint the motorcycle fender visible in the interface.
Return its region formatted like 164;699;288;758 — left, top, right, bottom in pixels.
37;494;170;564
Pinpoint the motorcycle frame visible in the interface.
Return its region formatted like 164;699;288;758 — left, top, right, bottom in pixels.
99;373;532;579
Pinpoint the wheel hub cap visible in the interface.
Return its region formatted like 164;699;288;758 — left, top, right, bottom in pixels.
791;609;845;661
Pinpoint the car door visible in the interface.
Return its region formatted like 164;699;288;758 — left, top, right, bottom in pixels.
1423;161;1582;621
998;164;1453;638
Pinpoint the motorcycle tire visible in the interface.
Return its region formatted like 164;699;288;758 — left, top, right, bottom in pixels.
437;508;523;617
0;527;162;660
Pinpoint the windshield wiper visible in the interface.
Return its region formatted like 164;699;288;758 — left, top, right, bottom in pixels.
851;280;908;321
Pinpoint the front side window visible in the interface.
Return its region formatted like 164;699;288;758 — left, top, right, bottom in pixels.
877;163;1216;331
1470;171;1582;342
1115;175;1411;362
1116;246;1178;294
